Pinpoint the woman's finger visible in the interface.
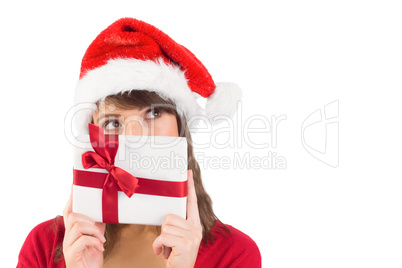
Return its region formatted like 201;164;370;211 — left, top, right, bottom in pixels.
161;224;187;238
64;221;106;248
163;246;172;259
63;187;96;229
68;235;105;253
186;170;201;227
65;212;96;233
162;213;190;231
152;233;182;255
63;186;73;226
95;221;106;235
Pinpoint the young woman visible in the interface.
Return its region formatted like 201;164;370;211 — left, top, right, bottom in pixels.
17;18;261;267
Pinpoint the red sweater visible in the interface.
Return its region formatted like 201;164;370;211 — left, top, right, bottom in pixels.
17;217;261;267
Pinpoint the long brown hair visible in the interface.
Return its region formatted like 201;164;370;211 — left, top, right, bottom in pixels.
54;90;230;263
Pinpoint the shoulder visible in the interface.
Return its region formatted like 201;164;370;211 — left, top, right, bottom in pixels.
17;217;65;268
195;220;261;268
22;217;65;245
28;217;64;235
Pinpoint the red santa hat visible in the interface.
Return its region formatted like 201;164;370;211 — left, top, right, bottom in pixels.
73;17;242;135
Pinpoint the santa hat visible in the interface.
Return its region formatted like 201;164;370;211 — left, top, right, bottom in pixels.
73;18;242;135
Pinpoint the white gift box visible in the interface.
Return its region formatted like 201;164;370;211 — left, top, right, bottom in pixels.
72;132;188;225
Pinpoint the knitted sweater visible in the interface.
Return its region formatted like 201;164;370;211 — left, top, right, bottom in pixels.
18;217;261;267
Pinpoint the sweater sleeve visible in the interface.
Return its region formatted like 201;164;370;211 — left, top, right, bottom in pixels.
195;222;262;268
222;224;261;268
17;218;65;268
229;230;262;267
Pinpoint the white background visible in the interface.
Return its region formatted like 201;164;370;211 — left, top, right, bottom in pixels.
1;1;401;267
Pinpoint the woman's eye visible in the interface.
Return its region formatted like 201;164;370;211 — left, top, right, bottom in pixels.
146;108;162;119
103;120;122;129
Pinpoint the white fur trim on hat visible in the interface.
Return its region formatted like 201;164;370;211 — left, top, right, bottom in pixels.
205;82;242;120
71;58;242;135
72;58;203;135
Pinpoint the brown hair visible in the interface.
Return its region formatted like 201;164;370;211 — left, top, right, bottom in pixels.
54;90;230;263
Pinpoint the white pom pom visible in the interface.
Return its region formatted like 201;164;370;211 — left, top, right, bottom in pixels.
205;82;242;122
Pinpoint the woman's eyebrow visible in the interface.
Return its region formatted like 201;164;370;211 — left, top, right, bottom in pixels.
97;113;122;122
96;106;151;123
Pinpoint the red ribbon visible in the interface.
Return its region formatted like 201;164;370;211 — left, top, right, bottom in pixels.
73;170;188;198
74;123;187;224
81;123;139;223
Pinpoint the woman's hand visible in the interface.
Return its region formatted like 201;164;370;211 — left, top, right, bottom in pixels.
153;170;203;268
62;188;106;268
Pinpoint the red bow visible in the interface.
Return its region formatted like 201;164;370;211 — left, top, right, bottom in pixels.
81;123;139;223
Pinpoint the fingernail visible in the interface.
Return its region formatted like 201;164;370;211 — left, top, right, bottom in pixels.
163;246;169;259
101;235;106;243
